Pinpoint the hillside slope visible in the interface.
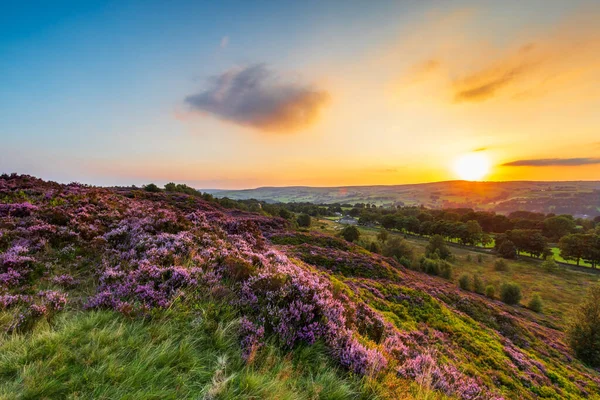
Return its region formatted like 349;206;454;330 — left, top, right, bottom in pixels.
1;174;599;399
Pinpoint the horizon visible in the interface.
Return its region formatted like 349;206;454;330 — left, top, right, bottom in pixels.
2;1;600;188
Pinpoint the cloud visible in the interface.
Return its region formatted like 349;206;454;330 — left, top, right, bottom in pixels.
502;158;600;167
401;7;600;104
220;36;229;49
185;64;330;133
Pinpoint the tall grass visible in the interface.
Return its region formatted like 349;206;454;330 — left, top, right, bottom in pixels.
0;306;375;400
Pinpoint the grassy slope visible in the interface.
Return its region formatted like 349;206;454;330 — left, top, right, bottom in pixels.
2;176;600;399
0;306;373;400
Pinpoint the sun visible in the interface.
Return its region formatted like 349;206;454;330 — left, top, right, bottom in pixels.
453;153;490;181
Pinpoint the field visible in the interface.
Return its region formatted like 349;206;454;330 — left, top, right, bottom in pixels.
208;180;600;216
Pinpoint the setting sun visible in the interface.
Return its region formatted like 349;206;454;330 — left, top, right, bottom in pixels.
453;153;490;181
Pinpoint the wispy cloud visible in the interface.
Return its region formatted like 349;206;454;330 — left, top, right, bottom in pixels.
502;158;600;167
185;64;329;133
402;7;600;104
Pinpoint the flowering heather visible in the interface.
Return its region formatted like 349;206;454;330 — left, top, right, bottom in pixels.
1;174;599;399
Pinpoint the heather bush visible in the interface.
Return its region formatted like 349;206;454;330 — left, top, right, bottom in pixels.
458;274;472;291
528;293;543;313
500;282;522;305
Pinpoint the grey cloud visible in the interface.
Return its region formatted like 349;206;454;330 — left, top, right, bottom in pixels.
502;158;600;167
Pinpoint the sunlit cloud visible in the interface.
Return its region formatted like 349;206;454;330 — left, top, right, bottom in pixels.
185;64;330;133
503;158;600;167
401;7;600;104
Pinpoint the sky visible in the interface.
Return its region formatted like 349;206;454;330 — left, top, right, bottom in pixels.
1;0;599;189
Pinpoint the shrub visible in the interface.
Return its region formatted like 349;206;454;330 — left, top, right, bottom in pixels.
458;274;472;291
494;259;510;272
466;254;472;262
528;293;543;313
542;257;558;272
485;285;495;299
420;257;440;276
368;241;381;254
568;286;600;367
500;282;522;305
297;214;312;228
425;235;451;260
143;183;161;193
439;261;453;280
341;226;360;242
477;254;484;263
473;274;485;294
382;237;413;261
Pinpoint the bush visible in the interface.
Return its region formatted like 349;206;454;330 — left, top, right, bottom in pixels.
297;214;312;228
368;241;381;254
143;183;161;193
458;274;472;291
382;237;413;261
568;286;600;367
466;254;472;262
439;261;453;280
421;257;440;276
494;259;510;272
528;293;543;313
485;285;495;299
477;254;484;264
473;275;485;294
425;235;451;260
542;257;558;272
500;282;522;305
341;226;360;242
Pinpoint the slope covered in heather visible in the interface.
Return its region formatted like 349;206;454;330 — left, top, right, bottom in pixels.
1;174;599;399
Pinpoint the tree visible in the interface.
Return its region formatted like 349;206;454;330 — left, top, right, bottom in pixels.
377;229;389;244
485;285;496;299
297;214;312;228
497;239;517;259
458;274;472;291
382;236;413;260
500;282;522;305
568;286;600;367
341;225;360;242
143;183;161;192
559;234;587;266
473;274;485;294
543;215;575;241
425;235;451;260
164;182;177;192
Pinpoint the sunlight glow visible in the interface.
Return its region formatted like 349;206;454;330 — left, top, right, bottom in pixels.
453;153;490;181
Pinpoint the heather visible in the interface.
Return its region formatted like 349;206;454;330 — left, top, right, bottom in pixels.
1;174;600;399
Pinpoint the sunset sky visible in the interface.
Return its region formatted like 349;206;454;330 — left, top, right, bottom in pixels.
1;0;599;188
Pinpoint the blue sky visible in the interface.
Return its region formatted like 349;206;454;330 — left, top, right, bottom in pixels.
2;1;599;187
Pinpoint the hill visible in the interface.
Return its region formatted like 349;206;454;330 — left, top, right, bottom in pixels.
1;174;600;399
208;181;600;216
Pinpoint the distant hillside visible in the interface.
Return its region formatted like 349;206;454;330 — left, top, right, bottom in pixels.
207;180;600;216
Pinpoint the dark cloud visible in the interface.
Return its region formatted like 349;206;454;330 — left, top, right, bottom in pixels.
473;147;488;152
502;158;600;167
185;64;329;133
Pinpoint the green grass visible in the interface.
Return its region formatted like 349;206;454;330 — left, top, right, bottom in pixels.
550;247;593;268
0;304;375;400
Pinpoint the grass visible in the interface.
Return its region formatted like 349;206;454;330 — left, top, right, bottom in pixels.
0;303;375;400
550;247;593;268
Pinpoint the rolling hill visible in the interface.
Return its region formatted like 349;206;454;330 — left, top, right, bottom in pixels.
207;180;600;216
